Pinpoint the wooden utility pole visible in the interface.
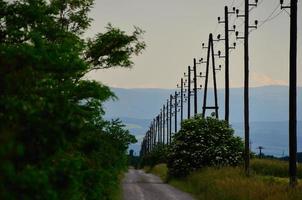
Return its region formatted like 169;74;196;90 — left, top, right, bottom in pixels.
153;119;156;147
193;59;198;116
218;6;236;122
289;0;298;187
225;6;230;122
169;95;172;144
187;66;191;119
281;0;298;187
202;34;219;118
181;78;184;122
174;91;178;133
163;105;165;145
166;100;169;144
234;0;257;176
244;0;250;176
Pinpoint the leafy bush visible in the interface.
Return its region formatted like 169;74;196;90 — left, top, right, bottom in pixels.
141;144;168;167
167;116;244;177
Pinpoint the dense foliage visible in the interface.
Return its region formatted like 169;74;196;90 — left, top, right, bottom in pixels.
167;116;244;177
0;0;144;199
140;144;168;167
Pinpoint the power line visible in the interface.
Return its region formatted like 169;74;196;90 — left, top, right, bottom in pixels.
229;0;236;7
249;3;284;33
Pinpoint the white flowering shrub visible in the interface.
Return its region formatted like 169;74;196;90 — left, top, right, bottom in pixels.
167;116;244;177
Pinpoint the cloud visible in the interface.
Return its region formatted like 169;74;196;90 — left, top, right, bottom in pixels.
251;72;287;87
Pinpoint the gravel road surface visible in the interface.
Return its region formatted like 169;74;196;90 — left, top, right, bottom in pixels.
122;169;195;200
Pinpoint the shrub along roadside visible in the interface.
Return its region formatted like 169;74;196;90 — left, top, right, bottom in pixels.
167;116;244;177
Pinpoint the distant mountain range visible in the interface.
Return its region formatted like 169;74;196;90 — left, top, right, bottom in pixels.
104;86;302;156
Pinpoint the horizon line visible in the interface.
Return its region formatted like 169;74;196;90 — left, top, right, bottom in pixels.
109;84;291;90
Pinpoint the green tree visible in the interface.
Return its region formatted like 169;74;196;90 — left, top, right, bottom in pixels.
0;0;144;199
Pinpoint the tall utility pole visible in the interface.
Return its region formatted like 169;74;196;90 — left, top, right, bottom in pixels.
289;0;298;188
150;124;153;150
166;100;169;144
153;119;156;146
160;111;162;144
202;34;219;118
169;95;172;144
181;78;184;122
163;105;165;146
148;130;151;153
236;0;258;176
281;0;298;187
177;79;184;122
244;0;250;176
187;66;191;118
159;112;162;144
174;91;178;133
156;115;159;144
193;59;198;116
224;6;230;122
218;6;235;122
153;118;156;145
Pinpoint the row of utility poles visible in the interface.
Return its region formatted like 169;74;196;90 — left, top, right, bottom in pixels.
141;0;299;187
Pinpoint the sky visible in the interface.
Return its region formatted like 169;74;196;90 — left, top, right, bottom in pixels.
85;0;302;89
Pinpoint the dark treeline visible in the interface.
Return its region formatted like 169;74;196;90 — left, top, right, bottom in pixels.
0;0;145;199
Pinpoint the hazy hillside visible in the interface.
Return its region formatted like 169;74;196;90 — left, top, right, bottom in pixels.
105;86;302;122
104;86;302;156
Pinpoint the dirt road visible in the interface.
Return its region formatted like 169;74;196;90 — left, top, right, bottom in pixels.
122;169;195;200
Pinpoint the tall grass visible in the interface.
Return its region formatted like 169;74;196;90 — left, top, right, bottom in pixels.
110;173;125;200
146;159;302;200
146;164;168;181
251;158;302;178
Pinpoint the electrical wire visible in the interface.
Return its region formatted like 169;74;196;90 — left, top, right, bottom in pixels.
229;0;236;8
234;0;244;9
249;3;284;33
249;0;264;12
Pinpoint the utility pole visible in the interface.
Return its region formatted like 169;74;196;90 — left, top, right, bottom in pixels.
257;146;264;157
244;0;250;176
150;124;153;151
157;115;160;144
174;91;178;133
181;78;184;122
218;6;236;122
160;113;162;144
177;79;184;122
166;100;169;144
185;66;191;119
163;105;165;146
153;119;156;147
202;34;219;118
147;130;151;152
235;0;258;176
281;0;298;187
169;94;172;144
224;6;230;123
153;119;156;145
193;59;198;116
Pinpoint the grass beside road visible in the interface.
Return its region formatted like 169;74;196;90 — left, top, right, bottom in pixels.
110;173;125;200
146;159;302;200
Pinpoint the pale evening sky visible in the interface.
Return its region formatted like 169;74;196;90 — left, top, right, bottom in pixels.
85;0;302;89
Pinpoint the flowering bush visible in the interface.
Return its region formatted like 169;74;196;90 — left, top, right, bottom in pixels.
167;116;244;177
